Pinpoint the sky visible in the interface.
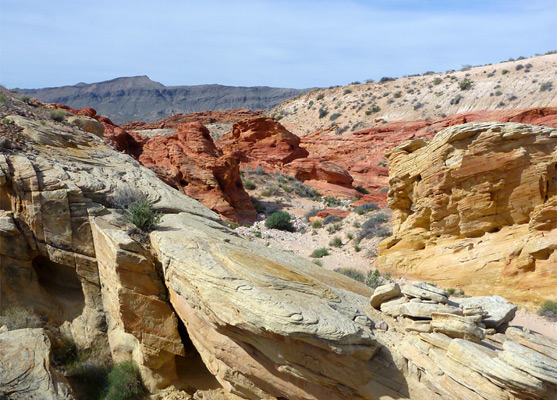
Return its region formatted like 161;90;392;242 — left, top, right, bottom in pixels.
1;0;556;89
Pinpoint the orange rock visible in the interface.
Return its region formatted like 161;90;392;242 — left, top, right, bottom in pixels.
352;193;388;208
137;122;256;223
316;209;350;219
219;117;309;166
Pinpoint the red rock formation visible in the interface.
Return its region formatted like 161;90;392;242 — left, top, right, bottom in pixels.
219;117;309;167
315;209;350;219
122;109;263;130
283;158;361;199
137;122;256;223
301;107;557;192
352;193;388;208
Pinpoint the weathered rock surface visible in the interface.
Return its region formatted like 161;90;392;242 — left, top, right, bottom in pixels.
370;283;401;309
455;296;518;328
1;101;556;400
135;122;256;223
0;328;74;400
377;122;557;307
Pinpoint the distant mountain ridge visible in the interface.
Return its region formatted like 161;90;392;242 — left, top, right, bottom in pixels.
16;76;311;124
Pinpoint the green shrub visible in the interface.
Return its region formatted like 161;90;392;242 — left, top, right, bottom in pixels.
0;305;43;330
251;197;266;214
323;214;342;225
540;82;553;92
433;77;442;85
379;187;388;193
254;230;262;238
393;91;402;98
353;243;361;252
50;110;66;122
313;260;323;267
329;113;341;121
311;247;329;258
458;78;474;90
265;211;295;232
501;69;509;75
346;233;353;240
326;223;341;234
355;185;369;194
243;179;256;190
379;77;395;83
359;212;389;240
0;93;6;103
291;181;320;198
318;108;328;118
124;200;162;232
311;220;323;229
354;202;379;215
255;165;266;175
450;94;463;105
329;236;343;247
335;268;364;282
261;185;280;197
343;89;352;95
304;208;321;221
52;334;79;369
103;360;146;400
323;196;342;207
365;269;392;289
365;106;381;115
20;95;31;104
316;93;325;100
538;300;557;315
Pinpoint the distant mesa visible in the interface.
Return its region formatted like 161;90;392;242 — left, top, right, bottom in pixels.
15;75;312;124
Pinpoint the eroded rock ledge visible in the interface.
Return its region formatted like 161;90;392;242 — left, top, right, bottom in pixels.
378;122;557;307
1;113;556;399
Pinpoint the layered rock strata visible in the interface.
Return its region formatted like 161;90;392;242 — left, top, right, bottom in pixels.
1;106;556;399
377;122;557;306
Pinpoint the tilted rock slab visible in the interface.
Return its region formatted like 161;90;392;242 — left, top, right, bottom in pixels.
377;122;557;307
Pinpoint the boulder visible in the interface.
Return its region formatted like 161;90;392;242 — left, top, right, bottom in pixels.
402;283;448;304
430;313;485;342
456;296;517;328
0;328;74;400
399;302;462;319
370;283;401;308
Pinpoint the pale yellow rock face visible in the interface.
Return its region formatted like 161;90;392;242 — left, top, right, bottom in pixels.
377;122;557;307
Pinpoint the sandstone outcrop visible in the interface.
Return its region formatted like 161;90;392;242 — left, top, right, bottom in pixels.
377;122;557;307
0;328;75;400
136;122;256;223
2;100;556;399
299;107;557;193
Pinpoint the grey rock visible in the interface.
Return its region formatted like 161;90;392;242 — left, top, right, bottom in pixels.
456;296;517;328
402;283;448;304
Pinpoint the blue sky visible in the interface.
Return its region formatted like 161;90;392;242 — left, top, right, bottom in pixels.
1;0;555;88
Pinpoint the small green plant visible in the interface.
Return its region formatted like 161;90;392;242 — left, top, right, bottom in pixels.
311;247;329;258
255;165;266;175
20;95;31;104
316;93;325;100
323;214;342;225
354;202;379;215
343;89;352;94
335;268;365;282
304;208;321;221
359;212;389;240
355;185;369;194
458;78;474;90
329;236;343;247
261;185;281;197
353;243;361;252
265;211;295;232
124;200;162;232
501;69;509;75
365;106;381;115
346;233;354;240
103;360;146;400
0;93;6;103
433;77;442;85
313;259;323;267
393;91;402;98
52;334;79;369
450;94;463;105
254;230;262;238
538;300;557;316
243;179;256;190
540;82;553;92
50;110;66;122
311;220;323;229
326;223;341;234
318;108;328;118
329;113;341;121
323;196;342;207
